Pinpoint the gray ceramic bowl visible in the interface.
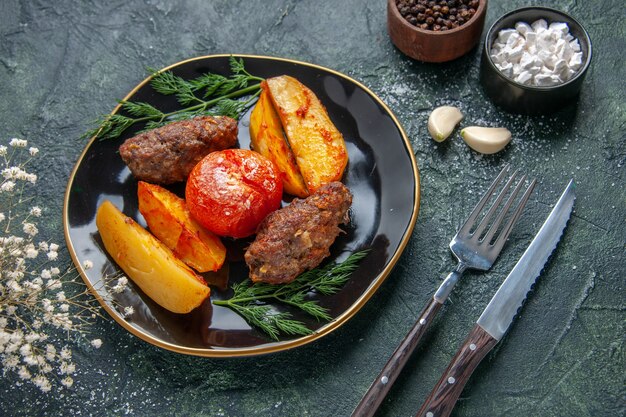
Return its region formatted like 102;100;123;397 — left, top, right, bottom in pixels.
480;6;592;114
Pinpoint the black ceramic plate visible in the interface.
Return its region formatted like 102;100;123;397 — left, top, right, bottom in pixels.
63;55;420;357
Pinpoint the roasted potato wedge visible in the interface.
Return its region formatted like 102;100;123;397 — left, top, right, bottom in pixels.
249;86;309;198
96;200;210;314
137;181;226;272
265;75;348;194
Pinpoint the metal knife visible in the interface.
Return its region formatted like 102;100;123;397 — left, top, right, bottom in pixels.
415;179;575;417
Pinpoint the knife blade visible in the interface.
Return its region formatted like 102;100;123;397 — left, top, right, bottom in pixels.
415;179;575;417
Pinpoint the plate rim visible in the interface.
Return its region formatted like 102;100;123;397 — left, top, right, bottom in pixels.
63;54;421;357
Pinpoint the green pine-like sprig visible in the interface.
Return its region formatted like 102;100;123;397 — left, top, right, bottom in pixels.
84;56;263;141
213;249;369;341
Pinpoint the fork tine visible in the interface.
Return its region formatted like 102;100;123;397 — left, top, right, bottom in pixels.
482;173;528;244
471;169;520;239
458;164;511;235
491;178;537;254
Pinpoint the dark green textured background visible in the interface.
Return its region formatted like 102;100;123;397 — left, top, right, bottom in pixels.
1;0;624;416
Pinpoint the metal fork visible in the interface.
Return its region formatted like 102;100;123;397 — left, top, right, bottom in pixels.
351;165;536;417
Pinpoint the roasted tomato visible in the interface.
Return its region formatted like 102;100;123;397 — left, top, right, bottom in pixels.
186;149;283;238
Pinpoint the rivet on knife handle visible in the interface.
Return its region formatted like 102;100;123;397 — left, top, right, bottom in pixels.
351;297;443;417
415;324;498;417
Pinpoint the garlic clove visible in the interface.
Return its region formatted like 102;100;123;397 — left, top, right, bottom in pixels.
428;106;464;142
460;126;512;154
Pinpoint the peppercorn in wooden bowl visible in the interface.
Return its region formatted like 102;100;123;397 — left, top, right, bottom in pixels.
387;0;487;63
479;6;592;114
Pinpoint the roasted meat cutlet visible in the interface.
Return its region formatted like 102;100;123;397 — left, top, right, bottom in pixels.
245;181;352;284
119;115;237;184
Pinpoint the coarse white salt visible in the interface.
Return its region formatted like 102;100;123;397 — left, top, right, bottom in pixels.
490;18;584;87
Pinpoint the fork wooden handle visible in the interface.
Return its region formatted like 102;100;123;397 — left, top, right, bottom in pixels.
351;297;443;417
415;324;498;417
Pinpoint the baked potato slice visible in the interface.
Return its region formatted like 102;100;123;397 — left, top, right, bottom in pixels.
265;75;348;194
137;181;226;272
96;200;210;314
249;85;309;198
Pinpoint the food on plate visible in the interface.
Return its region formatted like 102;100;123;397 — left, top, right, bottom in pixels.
137;181;226;273
428;105;464;142
119;115;238;184
95;200;210;314
245;181;352;284
264;75;348;194
460;126;512;154
186;149;283;238
249;86;309;198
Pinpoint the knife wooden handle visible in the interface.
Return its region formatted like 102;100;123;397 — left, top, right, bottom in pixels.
351;297;443;417
415;324;498;417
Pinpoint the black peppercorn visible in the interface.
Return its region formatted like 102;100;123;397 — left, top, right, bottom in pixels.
395;0;479;31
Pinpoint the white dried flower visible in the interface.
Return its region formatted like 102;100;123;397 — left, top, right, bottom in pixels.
1;181;16;193
32;375;52;392
59;361;75;375
19;343;32;357
2;167;24;180
60;347;71;360
47;279;62;290
112;276;129;293
61;376;73;388
9;138;28;148
45;344;56;361
3;354;19;369
23;222;38;236
0;139;133;392
18;366;32;380
25;333;40;343
123;306;135;317
25;246;38;258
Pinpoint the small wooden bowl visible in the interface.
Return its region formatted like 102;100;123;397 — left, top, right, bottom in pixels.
387;0;488;63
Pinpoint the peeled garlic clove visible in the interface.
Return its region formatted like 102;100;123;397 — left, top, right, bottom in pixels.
460;126;512;154
428;106;464;142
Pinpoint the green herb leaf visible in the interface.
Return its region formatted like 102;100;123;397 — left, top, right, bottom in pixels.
85;57;263;141
213;249;369;340
121;101;164;118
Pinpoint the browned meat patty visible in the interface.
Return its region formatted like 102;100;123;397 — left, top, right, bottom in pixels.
119;115;238;184
245;181;352;284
